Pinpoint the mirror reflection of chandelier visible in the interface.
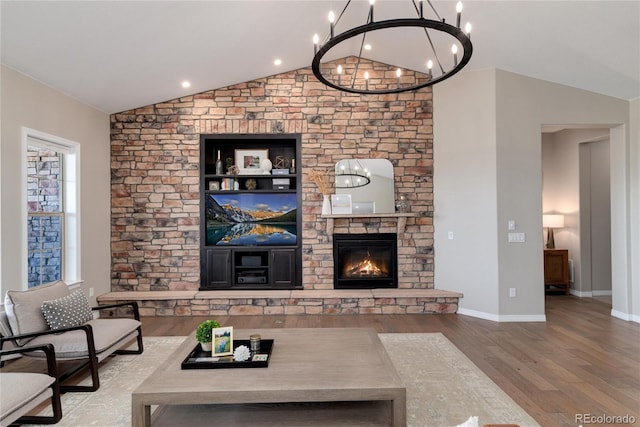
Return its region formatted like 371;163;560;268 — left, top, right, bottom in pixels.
335;159;371;189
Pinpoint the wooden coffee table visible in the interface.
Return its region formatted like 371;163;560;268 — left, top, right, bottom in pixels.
132;328;406;426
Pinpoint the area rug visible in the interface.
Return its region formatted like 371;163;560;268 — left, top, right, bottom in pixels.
26;334;539;427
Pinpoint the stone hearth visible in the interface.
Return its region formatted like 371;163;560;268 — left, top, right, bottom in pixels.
97;289;461;316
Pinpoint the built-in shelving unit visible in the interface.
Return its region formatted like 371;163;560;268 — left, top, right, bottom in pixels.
200;134;302;290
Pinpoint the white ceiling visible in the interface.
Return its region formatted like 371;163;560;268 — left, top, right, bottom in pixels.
2;1;638;114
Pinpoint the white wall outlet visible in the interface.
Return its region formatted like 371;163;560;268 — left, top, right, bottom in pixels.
508;220;516;231
508;232;525;243
447;231;454;240
509;288;516;298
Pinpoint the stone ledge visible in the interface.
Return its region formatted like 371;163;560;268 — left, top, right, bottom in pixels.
97;288;462;316
98;288;462;302
97;291;198;301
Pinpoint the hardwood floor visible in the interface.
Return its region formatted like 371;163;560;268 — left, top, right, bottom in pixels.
141;295;640;427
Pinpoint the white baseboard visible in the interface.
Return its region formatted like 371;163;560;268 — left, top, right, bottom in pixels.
570;289;612;297
457;307;546;322
611;309;640;323
592;290;612;296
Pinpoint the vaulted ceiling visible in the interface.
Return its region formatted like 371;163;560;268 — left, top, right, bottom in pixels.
2;1;638;114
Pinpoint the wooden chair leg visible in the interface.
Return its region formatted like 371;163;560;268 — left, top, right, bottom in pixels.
115;327;144;355
59;355;100;393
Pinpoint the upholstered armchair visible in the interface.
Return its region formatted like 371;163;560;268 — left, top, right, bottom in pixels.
1;280;143;392
0;343;62;426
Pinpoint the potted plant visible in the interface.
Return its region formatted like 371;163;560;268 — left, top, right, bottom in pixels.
195;319;220;352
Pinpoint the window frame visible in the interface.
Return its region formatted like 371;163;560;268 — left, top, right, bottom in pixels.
21;128;81;288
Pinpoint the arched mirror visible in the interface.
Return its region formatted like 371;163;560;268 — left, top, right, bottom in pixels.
334;159;395;213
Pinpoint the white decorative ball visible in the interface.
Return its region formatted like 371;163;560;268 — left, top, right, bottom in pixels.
260;158;273;173
233;345;251;362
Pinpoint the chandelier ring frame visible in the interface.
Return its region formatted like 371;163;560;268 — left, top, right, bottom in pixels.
312;18;473;95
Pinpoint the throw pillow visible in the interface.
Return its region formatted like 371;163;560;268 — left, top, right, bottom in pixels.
41;290;94;330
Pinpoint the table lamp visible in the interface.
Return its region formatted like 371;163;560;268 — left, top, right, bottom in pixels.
543;214;565;249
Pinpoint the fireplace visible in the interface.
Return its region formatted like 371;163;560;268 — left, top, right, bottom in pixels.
333;233;398;289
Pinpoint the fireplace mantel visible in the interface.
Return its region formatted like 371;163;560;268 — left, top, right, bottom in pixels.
322;213;417;236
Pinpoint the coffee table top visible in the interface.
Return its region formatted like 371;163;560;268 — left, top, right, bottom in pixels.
133;328;405;406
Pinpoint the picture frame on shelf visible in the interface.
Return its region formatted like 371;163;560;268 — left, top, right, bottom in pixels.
212;326;234;357
208;181;220;191
235;149;269;174
331;194;352;214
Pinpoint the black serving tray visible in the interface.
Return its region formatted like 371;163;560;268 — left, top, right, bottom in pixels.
181;339;274;369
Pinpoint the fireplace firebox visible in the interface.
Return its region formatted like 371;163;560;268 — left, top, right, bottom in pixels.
333;233;398;289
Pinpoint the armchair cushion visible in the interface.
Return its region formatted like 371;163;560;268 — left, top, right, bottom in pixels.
41;289;94;330
0;343;62;426
27;318;141;360
4;280;69;343
1;373;55;423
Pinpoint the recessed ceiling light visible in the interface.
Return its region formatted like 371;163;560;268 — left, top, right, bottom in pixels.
364;44;372;50
181;80;191;88
274;59;282;66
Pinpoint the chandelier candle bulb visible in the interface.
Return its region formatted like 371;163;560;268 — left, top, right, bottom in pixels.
427;60;433;78
313;33;319;54
452;44;458;66
369;0;375;23
364;71;369;90
465;22;472;39
456;1;463;28
337;64;343;85
328;10;335;38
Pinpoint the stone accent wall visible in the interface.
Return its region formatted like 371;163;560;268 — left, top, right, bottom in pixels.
111;59;434;293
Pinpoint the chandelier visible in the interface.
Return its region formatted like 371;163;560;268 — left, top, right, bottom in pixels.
335;159;371;189
311;0;473;94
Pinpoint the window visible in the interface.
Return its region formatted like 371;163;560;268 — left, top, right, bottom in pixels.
27;147;64;287
23;128;80;288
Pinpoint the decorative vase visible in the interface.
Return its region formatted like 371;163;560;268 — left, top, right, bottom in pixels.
322;195;332;215
395;195;410;213
200;341;212;352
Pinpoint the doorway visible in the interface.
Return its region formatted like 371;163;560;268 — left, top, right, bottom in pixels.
541;127;611;298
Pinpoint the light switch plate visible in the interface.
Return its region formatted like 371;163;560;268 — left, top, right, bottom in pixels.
508;232;525;243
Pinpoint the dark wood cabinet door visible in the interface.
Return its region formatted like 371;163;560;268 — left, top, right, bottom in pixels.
205;249;231;288
544;249;569;294
271;249;296;287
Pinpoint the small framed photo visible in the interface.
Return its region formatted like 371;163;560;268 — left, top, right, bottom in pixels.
331;194;353;214
208;181;220;191
212;326;234;357
235;149;269;174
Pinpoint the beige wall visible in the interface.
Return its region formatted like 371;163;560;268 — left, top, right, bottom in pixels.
435;68;637;322
432;68;500;316
0;65;110;305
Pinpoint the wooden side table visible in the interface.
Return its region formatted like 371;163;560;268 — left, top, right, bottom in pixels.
544;249;569;295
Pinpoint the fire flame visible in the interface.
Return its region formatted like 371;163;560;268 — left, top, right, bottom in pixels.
343;252;387;278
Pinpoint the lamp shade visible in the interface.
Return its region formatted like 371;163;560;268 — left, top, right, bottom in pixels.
543;214;565;229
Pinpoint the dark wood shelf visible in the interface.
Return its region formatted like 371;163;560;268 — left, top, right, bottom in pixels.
200;134;302;291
